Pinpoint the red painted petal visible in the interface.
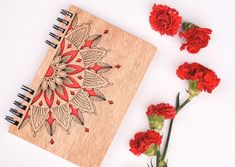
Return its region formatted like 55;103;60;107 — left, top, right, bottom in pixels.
55;85;69;102
61;50;79;63
85;89;97;96
70;104;84;125
68;24;73;31
44;91;54;108
70;104;78;117
66;64;84;75
32;90;42;104
88;64;102;72
45;66;54;77
81;40;93;49
47;111;54;126
24;111;30;119
64;76;80;88
60;39;65;55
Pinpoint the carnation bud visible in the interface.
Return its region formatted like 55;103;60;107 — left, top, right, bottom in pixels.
147;115;164;132
144;144;157;156
188;80;200;97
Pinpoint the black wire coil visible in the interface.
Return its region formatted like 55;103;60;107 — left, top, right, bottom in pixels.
45;9;73;49
5;85;34;126
6;8;73;126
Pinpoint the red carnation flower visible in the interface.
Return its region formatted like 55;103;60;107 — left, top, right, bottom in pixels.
146;103;176;119
149;4;182;36
129;130;162;156
176;62;220;94
179;24;212;54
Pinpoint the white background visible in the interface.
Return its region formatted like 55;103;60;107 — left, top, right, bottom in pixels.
0;0;234;167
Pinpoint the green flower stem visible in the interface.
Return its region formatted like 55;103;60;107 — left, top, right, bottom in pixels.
160;96;192;161
177;96;192;113
160;119;174;162
156;150;160;167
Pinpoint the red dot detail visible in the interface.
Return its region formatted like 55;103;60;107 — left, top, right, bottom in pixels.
85;127;89;133
78;76;83;80
70;91;75;95
108;100;113;104
115;64;121;69
67;44;72;49
50;138;54;145
56;100;60;105
104;30;109;34
39;101;43;106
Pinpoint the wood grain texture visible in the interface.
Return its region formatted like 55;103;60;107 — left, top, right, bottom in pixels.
9;5;157;167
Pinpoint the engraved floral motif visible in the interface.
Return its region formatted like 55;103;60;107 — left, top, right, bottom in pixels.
20;16;113;137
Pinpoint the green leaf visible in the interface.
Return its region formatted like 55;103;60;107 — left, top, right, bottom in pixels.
176;93;180;109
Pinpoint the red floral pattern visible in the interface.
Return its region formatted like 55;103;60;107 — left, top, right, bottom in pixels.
20;17;113;137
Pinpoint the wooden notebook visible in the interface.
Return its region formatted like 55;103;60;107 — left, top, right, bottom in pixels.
6;5;156;167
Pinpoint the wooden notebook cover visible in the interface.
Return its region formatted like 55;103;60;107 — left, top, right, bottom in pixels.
9;5;156;167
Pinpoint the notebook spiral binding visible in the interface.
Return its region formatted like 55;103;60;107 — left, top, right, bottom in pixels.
5;9;73;126
45;9;73;49
5;85;34;126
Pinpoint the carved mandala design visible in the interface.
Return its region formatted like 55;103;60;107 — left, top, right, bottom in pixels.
20;15;113;137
